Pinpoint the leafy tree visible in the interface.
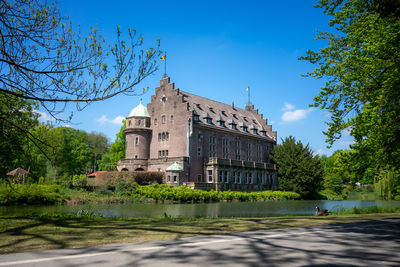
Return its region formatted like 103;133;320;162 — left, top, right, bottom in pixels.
98;120;126;170
271;136;323;199
300;0;400;170
0;94;40;176
87;133;109;171
0;0;161;171
0;0;161;119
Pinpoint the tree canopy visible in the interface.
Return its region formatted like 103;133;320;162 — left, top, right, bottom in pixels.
300;0;400;170
271;136;323;199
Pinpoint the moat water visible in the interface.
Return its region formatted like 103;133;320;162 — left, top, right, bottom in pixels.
2;200;400;218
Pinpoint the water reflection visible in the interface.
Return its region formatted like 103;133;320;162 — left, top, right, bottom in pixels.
1;200;400;218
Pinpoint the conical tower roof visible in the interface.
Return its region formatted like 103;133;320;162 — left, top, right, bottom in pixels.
128;99;150;118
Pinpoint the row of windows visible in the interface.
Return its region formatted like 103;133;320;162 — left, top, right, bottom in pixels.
167;175;178;183
193;114;268;136
154;115;174;125
211;170;274;184
207;137;265;162
158;132;169;141
158;150;169;157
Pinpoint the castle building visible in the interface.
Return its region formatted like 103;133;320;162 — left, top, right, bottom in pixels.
117;76;278;191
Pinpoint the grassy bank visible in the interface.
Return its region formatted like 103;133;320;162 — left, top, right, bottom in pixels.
1;208;399;254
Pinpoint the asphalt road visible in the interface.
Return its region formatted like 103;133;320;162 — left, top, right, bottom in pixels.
0;219;399;266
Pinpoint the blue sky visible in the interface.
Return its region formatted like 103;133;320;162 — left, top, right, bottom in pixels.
39;0;354;156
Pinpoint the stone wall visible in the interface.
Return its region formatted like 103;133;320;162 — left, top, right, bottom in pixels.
95;171;164;187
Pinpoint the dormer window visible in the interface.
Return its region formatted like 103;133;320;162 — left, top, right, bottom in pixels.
243;126;248;132
219;121;225;127
206;117;212;124
252;129;258;134
232;124;237;130
193;114;200;122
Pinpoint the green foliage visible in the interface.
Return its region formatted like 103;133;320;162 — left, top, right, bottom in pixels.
300;0;400;171
0;182;62;205
271;136;323;199
98;121;126;171
374;167;400;200
332;206;400;215
132;184;300;202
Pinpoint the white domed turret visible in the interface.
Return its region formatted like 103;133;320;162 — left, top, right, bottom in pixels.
124;99;152;161
128;100;150;118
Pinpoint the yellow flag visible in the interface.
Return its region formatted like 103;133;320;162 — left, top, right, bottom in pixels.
246;86;250;91
161;55;166;60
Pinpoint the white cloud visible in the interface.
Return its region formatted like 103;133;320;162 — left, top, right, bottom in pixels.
313;149;326;156
282;108;314;122
269;120;276;125
282;102;295;111
339;140;355;147
34;110;53;122
97;115;124;125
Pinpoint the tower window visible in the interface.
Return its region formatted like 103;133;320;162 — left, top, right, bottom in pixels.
135;137;139;145
170;115;174;122
128;120;131;127
162;115;166;124
154;118;158;125
137;120;141;126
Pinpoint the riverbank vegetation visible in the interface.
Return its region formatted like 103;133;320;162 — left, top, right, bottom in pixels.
0;182;300;205
1;211;399;254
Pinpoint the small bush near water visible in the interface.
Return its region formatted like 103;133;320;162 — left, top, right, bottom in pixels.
0;182;62;205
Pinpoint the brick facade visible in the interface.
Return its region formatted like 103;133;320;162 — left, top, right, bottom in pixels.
118;76;278;191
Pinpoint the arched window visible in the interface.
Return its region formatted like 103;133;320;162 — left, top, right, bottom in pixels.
154;118;158;125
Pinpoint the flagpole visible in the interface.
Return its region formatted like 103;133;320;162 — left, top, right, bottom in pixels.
247;86;250;106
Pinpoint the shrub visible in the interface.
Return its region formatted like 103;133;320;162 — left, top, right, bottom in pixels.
0;182;62;205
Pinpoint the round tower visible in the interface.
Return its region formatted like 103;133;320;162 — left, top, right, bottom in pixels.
124;100;152;160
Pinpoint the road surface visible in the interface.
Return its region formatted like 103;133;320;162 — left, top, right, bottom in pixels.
0;219;399;266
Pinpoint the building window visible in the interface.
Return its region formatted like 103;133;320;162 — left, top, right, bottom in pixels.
232;124;237;130
170;115;174;123
197;175;202;182
194;114;200;122
233;172;237;184
247;143;251;161
166;132;169;140
162;115;166;124
158;133;161;141
219;171;223;183
206;117;212;124
257;145;262;162
235;140;241;160
208;170;213;182
225;171;229;183
222;138;229;159
135;155;138;159
238;172;242;184
165;150;168;156
167;175;170;182
154;118;158;125
173;175;177;182
252;129;258;135
137;120;141;126
135;137;139;145
128;120;131;127
158;151;161;157
243;126;248;133
197;147;202;157
209;136;216;157
162;96;167;103
162;132;165;140
219;121;225;127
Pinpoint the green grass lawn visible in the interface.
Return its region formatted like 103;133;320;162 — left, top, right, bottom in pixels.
1;213;400;254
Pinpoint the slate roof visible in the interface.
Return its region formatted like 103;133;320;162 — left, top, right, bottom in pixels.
180;90;275;140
